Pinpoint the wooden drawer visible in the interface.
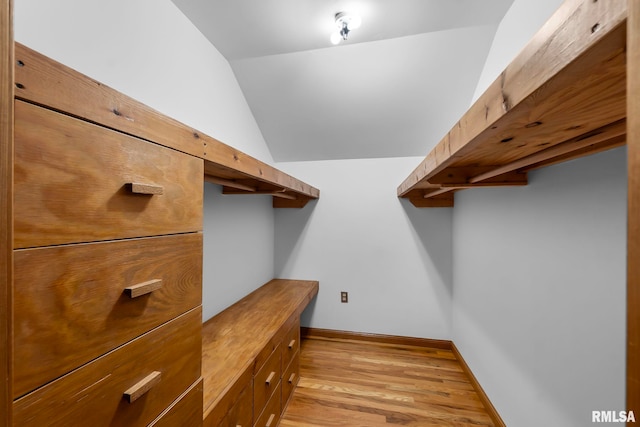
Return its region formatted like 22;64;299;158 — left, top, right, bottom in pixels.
13;233;202;398
13;307;202;427
219;380;253;427
14;100;203;248
203;371;252;427
254;382;281;427
282;351;300;410
253;345;281;417
281;319;300;373
150;379;203;427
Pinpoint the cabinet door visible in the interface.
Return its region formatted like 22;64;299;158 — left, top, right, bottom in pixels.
253;345;281;416
282;351;300;410
281;320;300;373
219;381;253;427
254;384;281;427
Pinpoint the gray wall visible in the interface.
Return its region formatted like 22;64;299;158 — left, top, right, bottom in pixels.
453;0;627;425
452;148;626;426
275;157;453;339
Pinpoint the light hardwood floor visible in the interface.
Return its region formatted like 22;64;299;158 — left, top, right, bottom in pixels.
280;336;495;426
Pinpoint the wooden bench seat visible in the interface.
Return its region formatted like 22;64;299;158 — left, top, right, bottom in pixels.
202;279;319;426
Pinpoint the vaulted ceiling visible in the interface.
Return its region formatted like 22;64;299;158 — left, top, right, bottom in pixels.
171;0;514;162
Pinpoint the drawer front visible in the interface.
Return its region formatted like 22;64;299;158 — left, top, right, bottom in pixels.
219;380;253;427
13;233;203;398
150;379;203;427
253;345;281;416
203;373;252;427
281;319;300;373
254;383;281;427
13;307;202;427
282;351;300;410
14;100;203;248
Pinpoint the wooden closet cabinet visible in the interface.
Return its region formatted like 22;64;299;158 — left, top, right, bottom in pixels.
202;280;317;427
11;98;204;426
2;41;319;427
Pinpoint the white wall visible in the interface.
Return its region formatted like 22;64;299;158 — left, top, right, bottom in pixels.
453;148;627;426
454;0;627;425
202;186;274;320
471;0;565;103
14;0;276;321
275;157;453;339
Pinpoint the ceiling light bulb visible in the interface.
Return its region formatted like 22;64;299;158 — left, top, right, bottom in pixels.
332;12;362;43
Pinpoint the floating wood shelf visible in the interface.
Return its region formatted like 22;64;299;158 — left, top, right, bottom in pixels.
398;0;627;207
13;43;319;208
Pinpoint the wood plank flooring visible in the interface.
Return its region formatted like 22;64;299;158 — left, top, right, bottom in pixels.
280;336;495;426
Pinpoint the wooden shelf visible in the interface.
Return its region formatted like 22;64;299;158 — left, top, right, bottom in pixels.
13;43;319;208
398;0;627;207
201;279;318;424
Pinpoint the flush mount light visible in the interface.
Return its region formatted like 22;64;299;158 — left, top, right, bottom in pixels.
330;12;362;45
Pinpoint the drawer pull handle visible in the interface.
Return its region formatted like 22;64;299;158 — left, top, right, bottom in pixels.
265;414;276;427
288;339;296;349
129;182;164;195
124;279;162;298
124;371;161;403
265;371;276;385
288;373;296;384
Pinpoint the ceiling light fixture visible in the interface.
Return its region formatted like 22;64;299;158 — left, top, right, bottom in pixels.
330;12;362;45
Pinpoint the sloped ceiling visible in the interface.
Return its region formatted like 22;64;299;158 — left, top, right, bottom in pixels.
171;0;514;161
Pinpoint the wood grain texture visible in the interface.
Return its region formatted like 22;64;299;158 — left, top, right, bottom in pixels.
283;321;301;373
13;307;202;427
273;197;314;208
14;43;319;205
203;142;319;201
149;379;203;427
13;233;202;398
201;279;318;422
301;327;453;350
216;380;252;427
130;182;164;195
204;170;314;207
398;0;627;202
281;337;495;426
203;372;253;427
13;43;204;158
255;383;281;427
124;371;162;403
254;345;281;417
124;278;164;299
282;351;300;412
0;0;12;424
14;100;204;248
469;119;626;183
408;193;454;208
628;0;640;416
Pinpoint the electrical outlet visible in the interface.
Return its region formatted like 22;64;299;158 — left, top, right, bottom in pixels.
341;291;348;303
